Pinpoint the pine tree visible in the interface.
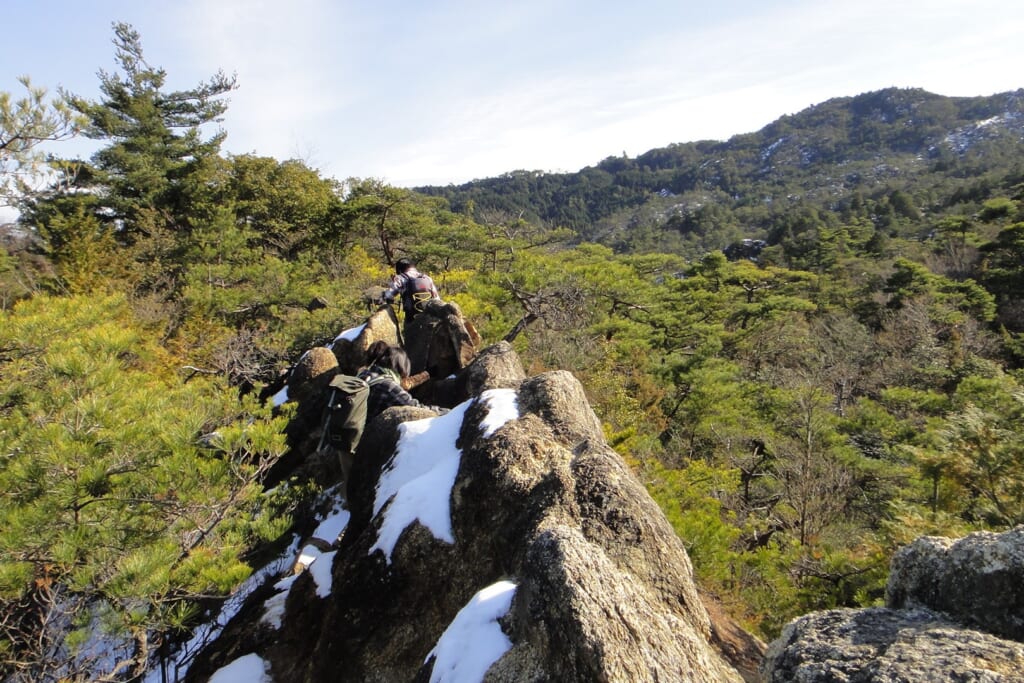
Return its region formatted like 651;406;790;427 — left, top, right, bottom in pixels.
229;154;342;259
0;294;289;679
63;22;236;242
0;77;81;205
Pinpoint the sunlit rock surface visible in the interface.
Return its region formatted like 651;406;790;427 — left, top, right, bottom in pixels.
182;343;759;682
763;526;1024;682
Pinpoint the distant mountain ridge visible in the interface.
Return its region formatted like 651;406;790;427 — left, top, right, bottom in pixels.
416;88;1024;256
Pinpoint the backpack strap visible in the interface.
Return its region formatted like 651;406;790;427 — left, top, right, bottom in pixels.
406;274;435;312
359;367;400;388
328;374;369;396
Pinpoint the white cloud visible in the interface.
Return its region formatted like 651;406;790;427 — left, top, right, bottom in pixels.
3;0;1023;189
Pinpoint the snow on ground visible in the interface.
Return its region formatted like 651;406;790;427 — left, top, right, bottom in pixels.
291;545;338;599
478;389;518;437
371;389;519;563
261;491;351;627
426;580;517;683
208;652;271;683
271;384;290;406
312;500;351;543
332;323;366;347
371;401;470;561
145;486;350;680
260;581;291;631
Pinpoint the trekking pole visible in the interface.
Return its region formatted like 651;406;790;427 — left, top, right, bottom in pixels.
316;387;338;452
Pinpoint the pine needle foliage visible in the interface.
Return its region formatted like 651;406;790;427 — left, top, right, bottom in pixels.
6;24;1024;660
0;293;289;677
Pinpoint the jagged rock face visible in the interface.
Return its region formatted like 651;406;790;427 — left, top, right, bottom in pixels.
763;526;1024;681
887;527;1024;641
761;607;1024;682
185;345;753;682
288;347;338;404
331;307;402;374
403;299;481;378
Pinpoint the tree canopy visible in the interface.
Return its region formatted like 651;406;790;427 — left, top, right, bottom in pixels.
0;76;81;206
3;22;1024;680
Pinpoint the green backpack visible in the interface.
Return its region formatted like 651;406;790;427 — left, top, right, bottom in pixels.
318;374;370;466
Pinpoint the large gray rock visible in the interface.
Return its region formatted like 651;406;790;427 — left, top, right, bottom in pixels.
287;346;337;404
763;526;1024;682
887;526;1024;640
461;340;526;396
762;607;1024;682
184;344;758;682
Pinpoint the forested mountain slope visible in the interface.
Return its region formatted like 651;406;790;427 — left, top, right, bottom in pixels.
418;88;1024;256
3;23;1024;680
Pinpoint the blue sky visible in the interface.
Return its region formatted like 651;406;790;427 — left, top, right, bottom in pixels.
4;0;1024;188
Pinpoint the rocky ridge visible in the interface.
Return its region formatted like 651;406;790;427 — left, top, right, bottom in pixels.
176;306;762;682
153;302;1024;682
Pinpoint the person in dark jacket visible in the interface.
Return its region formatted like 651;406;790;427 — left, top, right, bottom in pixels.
359;341;447;419
383;258;440;331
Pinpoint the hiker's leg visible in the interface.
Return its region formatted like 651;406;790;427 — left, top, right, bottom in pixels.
337;446;354;499
334;387;368;500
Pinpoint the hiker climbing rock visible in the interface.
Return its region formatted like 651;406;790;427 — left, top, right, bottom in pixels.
383;258;440;334
318;341;447;499
358;341;449;420
319;372;370;498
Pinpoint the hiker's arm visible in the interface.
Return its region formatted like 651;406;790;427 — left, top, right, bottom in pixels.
384;383;448;415
382;273;406;303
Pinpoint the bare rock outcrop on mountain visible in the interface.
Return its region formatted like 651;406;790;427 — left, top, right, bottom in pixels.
887;526;1024;641
400;298;483;407
183;342;760;682
459;340;526;394
762;607;1024;682
331;306;403;374
403;298;481;377
762;526;1024;682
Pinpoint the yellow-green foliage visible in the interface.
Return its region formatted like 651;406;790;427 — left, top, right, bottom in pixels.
645;459;743;570
643;458;798;635
0;293;290;645
6;94;1024;659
